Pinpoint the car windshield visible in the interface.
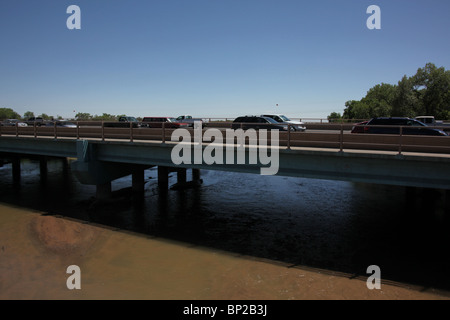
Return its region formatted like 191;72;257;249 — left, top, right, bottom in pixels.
279;115;291;121
264;117;279;124
168;118;177;122
411;120;426;126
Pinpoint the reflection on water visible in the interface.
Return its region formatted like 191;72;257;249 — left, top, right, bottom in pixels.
1;158;450;291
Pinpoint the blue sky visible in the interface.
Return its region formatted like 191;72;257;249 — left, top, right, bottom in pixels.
1;0;449;120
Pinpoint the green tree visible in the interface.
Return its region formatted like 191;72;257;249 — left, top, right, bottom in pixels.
0;108;21;120
75;112;93;121
23;111;35;119
38;113;51;120
391;76;418;117
362;83;396;117
412;63;450;119
92;113;117;121
331;62;449;120
327;112;342;122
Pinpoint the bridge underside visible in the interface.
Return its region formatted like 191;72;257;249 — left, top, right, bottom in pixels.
1;137;450;191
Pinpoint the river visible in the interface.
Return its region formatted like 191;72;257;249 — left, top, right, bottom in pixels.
1;158;450;299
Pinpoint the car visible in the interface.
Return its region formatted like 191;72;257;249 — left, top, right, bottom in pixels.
25;117;45;126
350;121;369;133
354;117;448;136
45;120;77;128
175;115;203;127
141;117;190;128
231;116;289;131
261;114;306;131
104;116;140;128
1;119;28;127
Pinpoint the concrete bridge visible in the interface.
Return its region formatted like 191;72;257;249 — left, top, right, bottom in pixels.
1;125;450;198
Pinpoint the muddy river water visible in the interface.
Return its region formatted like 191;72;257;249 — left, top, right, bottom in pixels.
0;158;449;300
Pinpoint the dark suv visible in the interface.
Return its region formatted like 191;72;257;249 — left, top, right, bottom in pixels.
231;116;289;131
353;117;447;136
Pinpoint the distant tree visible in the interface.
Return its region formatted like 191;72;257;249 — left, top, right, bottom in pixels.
412;63;450;119
327;112;342;122
0;108;21;120
332;63;449;120
391;76;418;117
362;83;396;117
92;113;117;121
23;111;35;119
38;113;51;120
75;112;92;121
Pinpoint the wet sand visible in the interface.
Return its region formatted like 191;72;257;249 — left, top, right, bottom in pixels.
0;203;449;300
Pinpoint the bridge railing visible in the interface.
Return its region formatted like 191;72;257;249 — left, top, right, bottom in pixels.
1;121;450;155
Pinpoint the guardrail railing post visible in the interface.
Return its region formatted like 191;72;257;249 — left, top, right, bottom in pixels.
339;124;344;152
34;122;37;138
162;122;166;144
102;121;105;141
398;126;403;155
76;121;80;140
130;121;134;142
15;122;19;137
287;124;291;150
54;121;57;139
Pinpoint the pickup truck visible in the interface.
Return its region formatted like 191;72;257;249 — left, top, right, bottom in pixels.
103;116;140;128
175;115;203;127
25;117;46;126
415;116;450;131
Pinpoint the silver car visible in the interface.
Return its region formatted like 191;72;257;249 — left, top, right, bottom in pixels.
261;114;306;131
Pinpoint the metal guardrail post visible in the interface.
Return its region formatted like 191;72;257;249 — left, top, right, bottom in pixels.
54;121;57;139
130;121;134;142
76;122;80;140
102;121;105;141
162;122;166;144
15;122;19;137
287;124;291;150
398;126;403;155
339;124;344;152
34;122;37;138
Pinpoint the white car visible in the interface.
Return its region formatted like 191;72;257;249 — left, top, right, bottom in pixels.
261;114;306;131
1;119;28;127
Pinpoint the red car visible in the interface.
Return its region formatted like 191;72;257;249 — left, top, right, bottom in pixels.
351;121;368;133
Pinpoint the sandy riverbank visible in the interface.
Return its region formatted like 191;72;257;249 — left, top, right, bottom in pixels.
0;203;448;300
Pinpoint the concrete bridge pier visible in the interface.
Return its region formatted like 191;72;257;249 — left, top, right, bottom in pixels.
192;168;201;181
12;157;20;185
39;156;48;184
177;168;187;184
96;182;112;200
158;166;169;190
132;168;145;195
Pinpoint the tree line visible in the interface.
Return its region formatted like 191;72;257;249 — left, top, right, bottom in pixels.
0;110;135;122
328;62;450;121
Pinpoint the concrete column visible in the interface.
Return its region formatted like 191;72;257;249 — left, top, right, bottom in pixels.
39;156;48;183
158;166;169;190
132;169;145;194
61;157;69;174
177;168;187;184
12;157;21;184
192;169;201;181
96;182;112;200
